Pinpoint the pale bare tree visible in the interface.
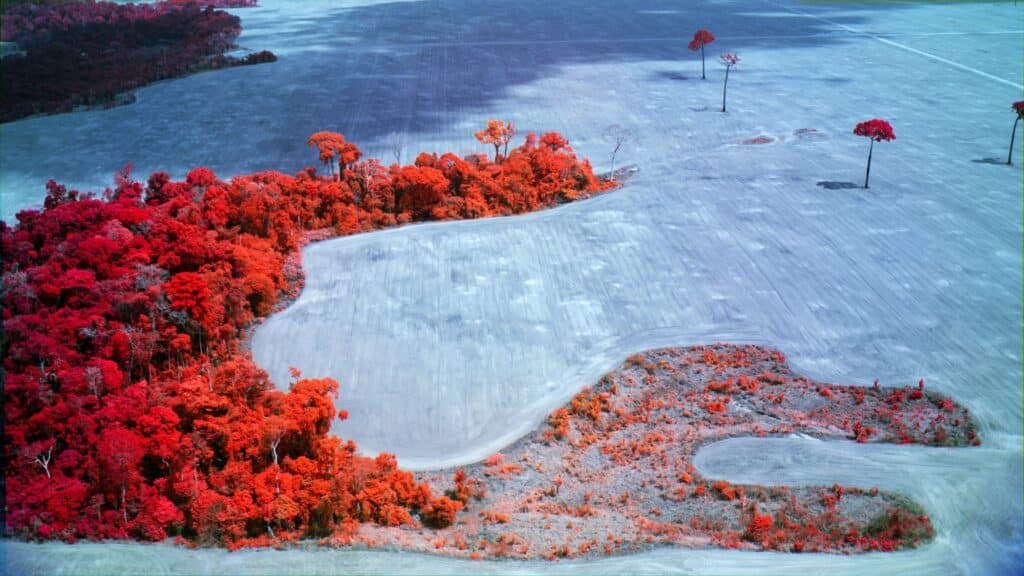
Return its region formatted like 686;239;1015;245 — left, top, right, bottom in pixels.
388;131;405;165
603;124;635;181
30;443;54;478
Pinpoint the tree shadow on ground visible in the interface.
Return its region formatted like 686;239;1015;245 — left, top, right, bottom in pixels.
817;180;861;190
651;70;694;82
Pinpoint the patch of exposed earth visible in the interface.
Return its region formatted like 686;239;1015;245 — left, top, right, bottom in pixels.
324;344;976;560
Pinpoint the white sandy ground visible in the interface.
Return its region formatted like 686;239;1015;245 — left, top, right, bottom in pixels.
2;0;1022;574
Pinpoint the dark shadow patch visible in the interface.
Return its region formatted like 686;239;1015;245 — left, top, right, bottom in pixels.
651;70;692;82
817;180;861;190
971;158;1010;165
741;135;775;145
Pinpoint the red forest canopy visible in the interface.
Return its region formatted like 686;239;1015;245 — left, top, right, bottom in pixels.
1;128;611;547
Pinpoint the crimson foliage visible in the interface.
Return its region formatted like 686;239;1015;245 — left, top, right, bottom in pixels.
688;29;716;80
1;129;609;547
688;29;715;51
853;119;896;142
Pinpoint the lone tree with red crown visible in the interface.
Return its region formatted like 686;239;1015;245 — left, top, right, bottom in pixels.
475;119;516;163
853;119;895;189
307;131;362;179
689;29;715;80
1008;101;1024;165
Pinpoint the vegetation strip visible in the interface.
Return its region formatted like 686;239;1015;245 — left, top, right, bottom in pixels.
2;127;610;548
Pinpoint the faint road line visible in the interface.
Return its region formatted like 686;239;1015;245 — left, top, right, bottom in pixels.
771;0;1024;90
341;31;1023;51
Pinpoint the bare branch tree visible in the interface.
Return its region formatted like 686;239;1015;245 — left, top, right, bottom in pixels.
388;131;405;165
602;124;635;181
270;434;281;468
31;444;54;478
719;53;740;112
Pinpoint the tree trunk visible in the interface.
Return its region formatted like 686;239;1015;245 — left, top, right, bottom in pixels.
701;45;706;79
610;141;623;181
864;139;874;189
1009;116;1020;165
722;65;730;112
122;482;128;525
35;445;53;478
271;436;282;494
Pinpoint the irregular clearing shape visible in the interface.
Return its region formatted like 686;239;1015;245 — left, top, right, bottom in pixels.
344;344;976;560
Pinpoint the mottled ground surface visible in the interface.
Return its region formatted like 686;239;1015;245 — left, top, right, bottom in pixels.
339;344;974;560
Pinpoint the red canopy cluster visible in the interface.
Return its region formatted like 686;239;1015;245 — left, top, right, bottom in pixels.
688;29;716;51
853;119;896;142
1;128;610;547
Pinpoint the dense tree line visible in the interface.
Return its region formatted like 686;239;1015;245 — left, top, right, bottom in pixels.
1;129;610;548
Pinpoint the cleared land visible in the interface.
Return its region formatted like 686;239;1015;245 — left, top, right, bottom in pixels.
2;0;1021;574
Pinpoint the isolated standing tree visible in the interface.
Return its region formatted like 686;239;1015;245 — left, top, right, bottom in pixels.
853;119;896;189
1008;100;1024;165
719;53;740;112
602;124;634;181
688;29;716;80
475;119;516;163
388;130;405;165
